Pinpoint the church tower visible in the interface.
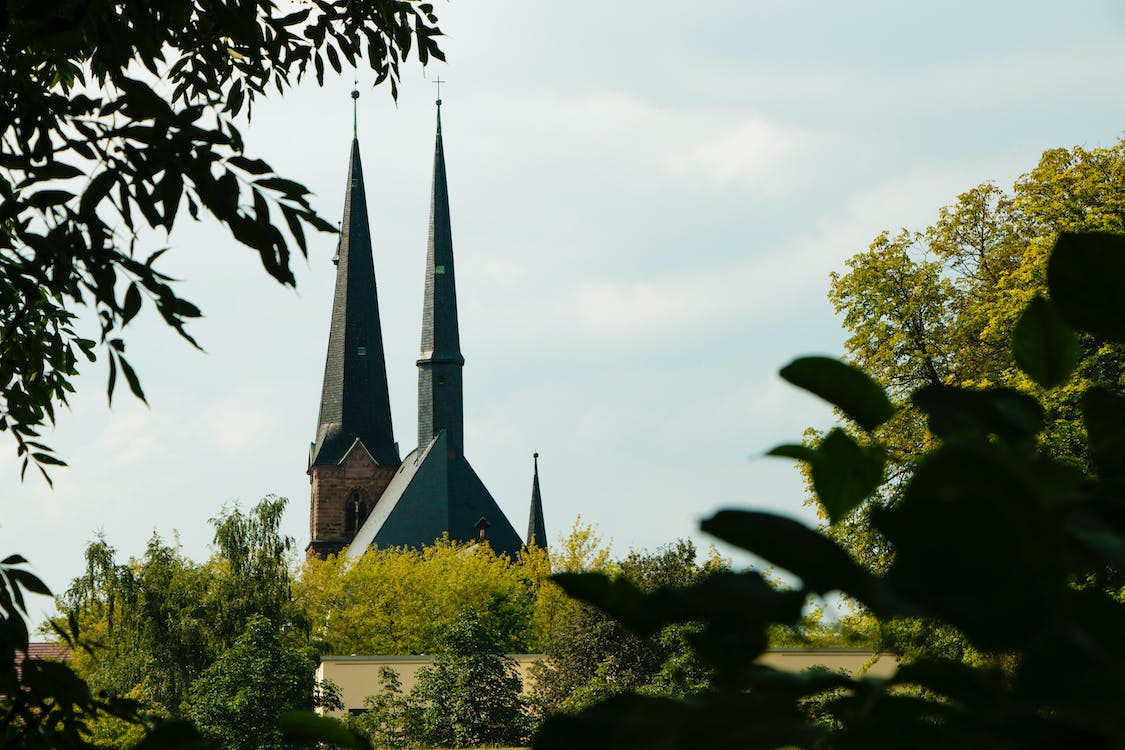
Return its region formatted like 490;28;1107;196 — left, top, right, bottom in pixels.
306;91;401;559
342;98;525;559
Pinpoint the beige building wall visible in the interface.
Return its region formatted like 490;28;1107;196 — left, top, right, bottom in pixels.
317;650;897;716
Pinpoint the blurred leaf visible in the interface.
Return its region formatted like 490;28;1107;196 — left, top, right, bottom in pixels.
1011;295;1079;389
811;429;886;523
780;356;895;431
701;510;892;612
878;444;1067;650
913;385;1043;441
1047;232;1125;342
278;710;371;749
1083;387;1125;483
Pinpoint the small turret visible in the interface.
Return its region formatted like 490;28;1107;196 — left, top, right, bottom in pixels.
526;453;547;549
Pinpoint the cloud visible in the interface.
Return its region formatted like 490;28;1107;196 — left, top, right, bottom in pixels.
464;91;824;196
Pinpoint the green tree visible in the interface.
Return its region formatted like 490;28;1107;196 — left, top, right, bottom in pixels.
1;0;445;479
186;614;336;750
297;538;538;656
60;496;303;717
532;232;1125;749
411;608;528;749
826;141;1125;572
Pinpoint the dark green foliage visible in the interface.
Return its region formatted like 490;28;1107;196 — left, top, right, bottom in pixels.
1047;232;1125;341
1011;295;1080;388
0;0;445;479
533;232;1125;748
186;615;345;750
770;429;886;524
411;609;529;748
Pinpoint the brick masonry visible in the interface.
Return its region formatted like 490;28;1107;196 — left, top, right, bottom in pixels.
307;445;398;559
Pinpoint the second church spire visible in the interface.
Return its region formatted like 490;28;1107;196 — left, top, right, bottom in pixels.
417;98;465;456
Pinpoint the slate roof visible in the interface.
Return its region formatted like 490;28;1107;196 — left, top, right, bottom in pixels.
345;429;525;560
311;138;399;467
417;102;466;455
527;453;547;548
418;104;463;367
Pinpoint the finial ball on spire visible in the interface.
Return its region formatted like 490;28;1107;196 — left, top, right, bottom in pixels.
351;88;360;100
534;452;539;459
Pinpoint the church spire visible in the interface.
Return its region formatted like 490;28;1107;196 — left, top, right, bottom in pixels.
527;452;547;548
417;95;465;456
310;103;398;468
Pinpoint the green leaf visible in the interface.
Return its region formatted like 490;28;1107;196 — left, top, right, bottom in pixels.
878;444;1067;650
122;282;142;323
1047;232;1125;342
118;355;147;403
254;176;308;197
913;385;1043;442
132;720;210;750
28;189;74;208
810;429;886;523
278;711;371;749
551;573;659;634
228;155;273;175
766;443;817;462
1083;387;1125;483
701;510;893;612
1011;295;1080;389
779;356;894;431
8;568;51;596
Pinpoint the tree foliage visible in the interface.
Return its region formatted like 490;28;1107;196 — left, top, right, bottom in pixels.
297;538;543;656
1;0;445;479
186;614;338;750
532;232;1125;749
411;609;529;749
826;142;1125;571
60;496;303;717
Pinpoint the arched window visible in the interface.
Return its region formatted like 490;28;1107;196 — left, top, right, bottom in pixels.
345;491;368;538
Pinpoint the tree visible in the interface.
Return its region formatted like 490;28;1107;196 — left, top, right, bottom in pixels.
825;141;1125;572
411;608;528;749
1;0;446;479
60;496;304;717
297;538;539;656
532;232;1125;749
186;614;336;750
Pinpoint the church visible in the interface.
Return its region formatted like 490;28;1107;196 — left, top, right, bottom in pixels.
305;93;546;560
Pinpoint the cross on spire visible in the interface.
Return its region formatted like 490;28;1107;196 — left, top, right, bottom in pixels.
434;76;445;104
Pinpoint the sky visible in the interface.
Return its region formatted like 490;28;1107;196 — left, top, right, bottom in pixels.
4;0;1125;623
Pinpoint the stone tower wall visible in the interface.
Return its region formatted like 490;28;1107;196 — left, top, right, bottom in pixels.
307;447;397;559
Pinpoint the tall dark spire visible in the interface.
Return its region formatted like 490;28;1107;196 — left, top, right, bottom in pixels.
310;127;399;467
417;97;465;456
527;452;547;548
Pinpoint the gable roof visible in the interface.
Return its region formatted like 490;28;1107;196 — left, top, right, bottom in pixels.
345;429;524;559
